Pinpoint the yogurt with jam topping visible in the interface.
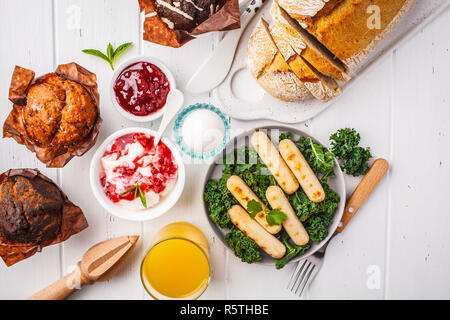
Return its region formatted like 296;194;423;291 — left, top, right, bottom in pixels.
99;133;178;210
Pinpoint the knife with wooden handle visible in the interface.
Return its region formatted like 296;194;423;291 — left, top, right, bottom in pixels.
337;158;390;233
186;0;267;93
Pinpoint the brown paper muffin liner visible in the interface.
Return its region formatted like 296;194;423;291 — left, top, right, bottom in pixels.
3;62;103;168
139;0;240;48
0;169;88;267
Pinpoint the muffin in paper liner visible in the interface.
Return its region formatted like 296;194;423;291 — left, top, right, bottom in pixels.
0;168;88;267
3;62;103;168
139;0;240;48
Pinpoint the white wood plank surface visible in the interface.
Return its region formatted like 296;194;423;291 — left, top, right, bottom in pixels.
0;0;61;300
0;0;450;300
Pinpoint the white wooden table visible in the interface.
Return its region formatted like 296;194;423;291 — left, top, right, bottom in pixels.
1;0;450;300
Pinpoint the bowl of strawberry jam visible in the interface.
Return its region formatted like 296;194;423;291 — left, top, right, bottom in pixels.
90;127;185;221
111;57;176;122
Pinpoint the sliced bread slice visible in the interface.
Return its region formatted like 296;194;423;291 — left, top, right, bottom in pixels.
269;19;341;102
270;1;350;82
246;18;311;102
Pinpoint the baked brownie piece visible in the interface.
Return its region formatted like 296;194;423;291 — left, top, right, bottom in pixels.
155;0;197;30
22;73;97;148
155;0;220;31
0;174;63;244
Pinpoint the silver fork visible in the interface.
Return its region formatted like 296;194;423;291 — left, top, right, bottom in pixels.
287;159;389;298
287;233;336;297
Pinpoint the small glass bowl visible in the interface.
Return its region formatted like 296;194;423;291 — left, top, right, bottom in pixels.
173;103;230;159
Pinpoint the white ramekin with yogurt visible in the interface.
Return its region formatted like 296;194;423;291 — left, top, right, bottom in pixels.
90;127;185;221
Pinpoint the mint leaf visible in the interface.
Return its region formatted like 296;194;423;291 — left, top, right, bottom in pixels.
107;43;114;60
137;184;147;208
106;43;115;69
82;42;133;71
82;49;110;63
266;209;287;226
134;183;139;199
246;200;263;219
112;42;133;63
120;185;137;197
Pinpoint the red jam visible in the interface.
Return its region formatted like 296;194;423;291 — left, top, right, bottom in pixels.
100;133;178;204
113;62;171;116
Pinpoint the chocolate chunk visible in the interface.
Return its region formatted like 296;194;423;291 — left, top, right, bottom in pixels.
196;0;217;24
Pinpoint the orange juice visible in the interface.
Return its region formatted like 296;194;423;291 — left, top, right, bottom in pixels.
140;222;210;299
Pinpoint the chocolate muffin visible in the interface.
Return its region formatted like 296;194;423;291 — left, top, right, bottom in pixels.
22;73;97;148
0;173;63;244
155;0;219;31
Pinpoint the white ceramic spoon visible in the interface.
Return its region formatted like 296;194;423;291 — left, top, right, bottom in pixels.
153;89;184;147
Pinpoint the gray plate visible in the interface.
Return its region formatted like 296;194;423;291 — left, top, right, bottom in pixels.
202;125;346;266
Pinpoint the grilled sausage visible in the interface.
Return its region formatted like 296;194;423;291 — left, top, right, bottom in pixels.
266;186;309;246
250;131;299;194
279;139;325;202
228;205;286;259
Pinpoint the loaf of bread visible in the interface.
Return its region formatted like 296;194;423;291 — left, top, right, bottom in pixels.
278;0;416;70
246;0;415;103
246;18;311;102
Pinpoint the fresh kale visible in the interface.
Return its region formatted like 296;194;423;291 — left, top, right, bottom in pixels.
289;183;339;222
342;146;373;176
291;136;335;182
278;132;293;141
225;226;262;264
330;128;373;177
204;178;236;229
329;128;360;159
275;231;310;269
304;211;334;243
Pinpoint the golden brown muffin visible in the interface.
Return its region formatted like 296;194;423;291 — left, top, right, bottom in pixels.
22;73;97;148
0;174;63;244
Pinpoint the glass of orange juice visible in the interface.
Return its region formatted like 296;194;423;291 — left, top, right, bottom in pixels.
140;222;210;300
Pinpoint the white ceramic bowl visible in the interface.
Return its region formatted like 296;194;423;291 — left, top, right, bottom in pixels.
90;127;185;221
110;56;177;122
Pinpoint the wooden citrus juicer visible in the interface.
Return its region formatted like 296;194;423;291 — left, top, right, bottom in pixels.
28;235;139;300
